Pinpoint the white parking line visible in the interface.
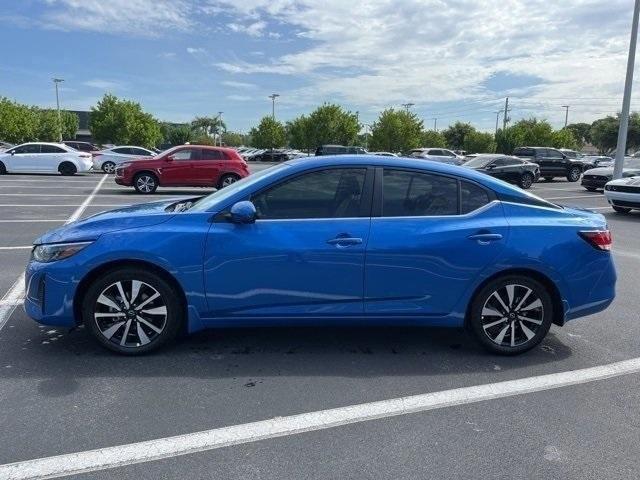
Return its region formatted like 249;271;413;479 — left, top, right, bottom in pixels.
546;194;606;200
0;175;108;334
0;220;66;223
0;246;32;250
0;205;126;207
2;356;640;480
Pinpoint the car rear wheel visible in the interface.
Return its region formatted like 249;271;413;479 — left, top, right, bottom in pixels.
134;173;158;194
0;161;5;174
59;162;77;176
613;206;632;214
102;161;116;174
469;275;553;355
544;176;554;182
518;172;534;189
82;268;183;355
567;166;581;182
218;174;240;189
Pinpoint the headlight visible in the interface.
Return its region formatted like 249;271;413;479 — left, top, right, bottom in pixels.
31;242;92;263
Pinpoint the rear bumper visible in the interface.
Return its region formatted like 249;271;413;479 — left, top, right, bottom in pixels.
564;254;616;322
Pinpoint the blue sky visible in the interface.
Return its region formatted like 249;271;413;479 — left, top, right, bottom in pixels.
0;0;636;133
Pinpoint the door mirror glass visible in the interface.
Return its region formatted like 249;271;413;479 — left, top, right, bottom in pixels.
229;201;257;224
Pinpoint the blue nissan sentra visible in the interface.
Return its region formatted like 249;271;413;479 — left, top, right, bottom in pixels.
24;156;616;355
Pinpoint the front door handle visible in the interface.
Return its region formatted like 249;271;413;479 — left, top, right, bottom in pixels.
468;233;503;243
327;235;363;247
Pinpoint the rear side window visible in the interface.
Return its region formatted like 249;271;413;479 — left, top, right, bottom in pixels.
40;145;66;153
461;181;491;214
112;147;131;154
201;149;224;160
382;170;458;217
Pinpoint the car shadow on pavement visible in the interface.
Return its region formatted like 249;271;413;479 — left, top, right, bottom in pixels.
0;322;573;398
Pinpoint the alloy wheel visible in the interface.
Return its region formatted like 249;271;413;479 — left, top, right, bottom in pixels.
480;284;544;348
94;280;167;348
102;162;115;173
221;175;238;187
136;175;155;193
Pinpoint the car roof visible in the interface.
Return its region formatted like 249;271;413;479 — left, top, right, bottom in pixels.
109;145;153;149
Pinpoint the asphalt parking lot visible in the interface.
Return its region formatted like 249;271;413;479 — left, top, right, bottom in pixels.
0;168;639;479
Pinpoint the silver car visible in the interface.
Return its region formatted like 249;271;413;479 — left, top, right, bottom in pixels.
92;146;155;173
408;148;464;165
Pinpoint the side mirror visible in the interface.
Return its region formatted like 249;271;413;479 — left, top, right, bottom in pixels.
9;151;15;156
562;154;567;159
229;201;257;224
166;154;175;162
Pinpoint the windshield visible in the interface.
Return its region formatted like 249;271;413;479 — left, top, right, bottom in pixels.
463;156;498;168
189;163;288;212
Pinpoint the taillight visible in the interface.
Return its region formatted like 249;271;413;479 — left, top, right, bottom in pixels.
579;230;612;251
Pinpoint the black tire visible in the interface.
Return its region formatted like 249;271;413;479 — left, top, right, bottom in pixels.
59;162;77;176
218;173;240;189
133;172;158;194
102;161;116;174
468;275;553;355
613;206;632;214
82;267;183;355
518;172;534;189
584;187;597;192
566;166;581;182
0;161;5;174
544;176;554;182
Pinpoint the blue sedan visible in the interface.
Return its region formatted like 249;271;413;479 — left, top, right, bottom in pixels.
24;156;616;355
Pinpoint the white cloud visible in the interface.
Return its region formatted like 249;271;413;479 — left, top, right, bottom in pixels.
228;20;267;37
83;79;122;90
42;0;193;35
158;52;177;59
222;80;257;89
186;47;206;54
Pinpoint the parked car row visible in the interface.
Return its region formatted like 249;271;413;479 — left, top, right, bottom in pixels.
0;142;93;175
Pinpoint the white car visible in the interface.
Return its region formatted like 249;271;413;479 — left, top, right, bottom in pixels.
92;146;155;173
370;151;398;157
604;176;640;213
407;148;464;165
0;142;92;175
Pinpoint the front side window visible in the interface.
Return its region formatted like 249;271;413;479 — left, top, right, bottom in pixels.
252;168;366;219
131;148;152;156
12;144;40;154
382;169;458;217
171;149;197;160
112;147;130;154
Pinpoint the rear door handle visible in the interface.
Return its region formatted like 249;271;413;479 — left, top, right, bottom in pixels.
468;233;503;243
327;236;363;247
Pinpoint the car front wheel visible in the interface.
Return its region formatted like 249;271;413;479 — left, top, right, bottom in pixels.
469;275;553;355
567;166;581;182
134;173;158;193
82;268;183;355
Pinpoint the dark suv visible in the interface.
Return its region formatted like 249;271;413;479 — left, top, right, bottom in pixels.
513;147;584;182
315;145;368;156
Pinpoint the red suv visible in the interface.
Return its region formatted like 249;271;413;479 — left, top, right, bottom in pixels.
114;145;249;193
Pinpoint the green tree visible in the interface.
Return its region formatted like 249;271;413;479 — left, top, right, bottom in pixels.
32;110;78;141
495;127;524;154
442;122;475;149
0;97;37;143
163;124;194;146
421;130;446;148
191;116;226;138
193;134;216;146
305;104;360;148
463;130;496;153
286;115;312;151
369;108;423;152
249;116;286;149
510;118;555;146
589;116;619;153
89;94;162;148
552;128;579;150
565;122;591;148
221;131;247;147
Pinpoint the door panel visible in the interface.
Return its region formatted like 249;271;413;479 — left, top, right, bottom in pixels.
365;205;509;315
203;218;370;316
160;148;197;185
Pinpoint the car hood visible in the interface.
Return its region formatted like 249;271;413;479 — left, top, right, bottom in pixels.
34;199;186;245
583;167;614;176
606;176;640;187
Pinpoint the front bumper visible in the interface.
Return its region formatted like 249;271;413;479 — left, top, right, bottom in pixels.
24;259;79;327
604;190;640;209
581;176;609;189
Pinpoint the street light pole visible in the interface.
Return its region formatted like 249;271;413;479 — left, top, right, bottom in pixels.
269;93;280;120
433;118;437;131
53;78;64;142
402;103;415;112
562;105;570;128
217;111;224;146
614;0;640;180
494;110;502;135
